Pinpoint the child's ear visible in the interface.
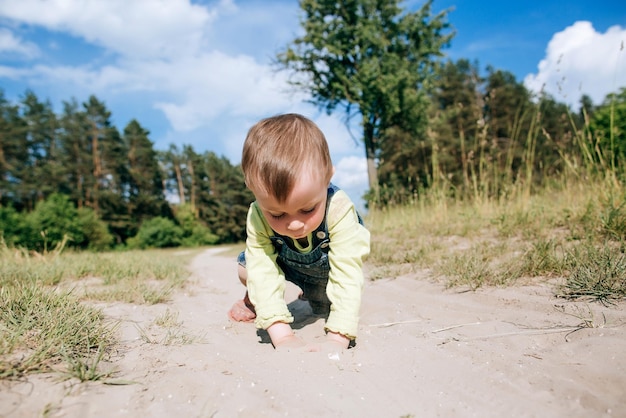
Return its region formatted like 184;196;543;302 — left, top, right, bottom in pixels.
331;166;336;178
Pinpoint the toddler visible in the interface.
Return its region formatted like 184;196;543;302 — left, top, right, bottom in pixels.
228;113;370;351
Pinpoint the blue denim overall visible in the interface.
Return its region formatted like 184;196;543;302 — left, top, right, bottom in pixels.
238;184;362;315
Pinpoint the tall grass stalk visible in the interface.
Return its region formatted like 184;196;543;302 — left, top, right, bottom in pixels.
369;92;623;298
521;105;540;200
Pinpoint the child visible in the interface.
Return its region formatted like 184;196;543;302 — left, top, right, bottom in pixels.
228;113;370;351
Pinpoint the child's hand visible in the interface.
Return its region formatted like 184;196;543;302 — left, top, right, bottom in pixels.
273;334;307;352
227;298;256;322
305;331;350;357
268;322;305;351
325;331;350;349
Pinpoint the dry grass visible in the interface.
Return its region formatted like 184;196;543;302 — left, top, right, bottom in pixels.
366;178;626;301
0;246;204;381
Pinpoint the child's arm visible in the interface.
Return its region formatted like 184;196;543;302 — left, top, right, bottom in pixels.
245;204;295;331
267;322;305;349
325;191;371;341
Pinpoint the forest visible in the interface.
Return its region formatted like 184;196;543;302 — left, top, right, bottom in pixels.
0;0;624;252
0;91;254;250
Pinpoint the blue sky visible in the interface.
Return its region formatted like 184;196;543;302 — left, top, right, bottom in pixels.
0;0;625;209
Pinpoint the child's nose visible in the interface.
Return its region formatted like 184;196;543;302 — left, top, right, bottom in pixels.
287;219;304;230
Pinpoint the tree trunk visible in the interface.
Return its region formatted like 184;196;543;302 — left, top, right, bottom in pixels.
187;157;197;217
366;156;378;191
73;141;83;208
363;120;379;192
91;123;101;213
0;145;5;201
174;163;185;204
458;122;470;189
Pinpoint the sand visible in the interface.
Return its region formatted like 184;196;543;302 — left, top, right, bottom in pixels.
2;247;626;418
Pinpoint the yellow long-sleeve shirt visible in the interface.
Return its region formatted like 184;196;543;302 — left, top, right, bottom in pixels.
245;189;370;339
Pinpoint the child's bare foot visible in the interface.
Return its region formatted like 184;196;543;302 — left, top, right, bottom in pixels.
228;293;256;322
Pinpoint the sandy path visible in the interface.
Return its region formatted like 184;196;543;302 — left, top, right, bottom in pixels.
2;248;626;417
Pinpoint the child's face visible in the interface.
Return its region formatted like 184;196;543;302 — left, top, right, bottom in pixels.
252;172;328;240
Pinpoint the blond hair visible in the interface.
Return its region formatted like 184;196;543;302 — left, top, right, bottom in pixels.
242;114;333;203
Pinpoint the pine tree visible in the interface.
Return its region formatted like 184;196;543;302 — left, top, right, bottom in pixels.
124;119;169;239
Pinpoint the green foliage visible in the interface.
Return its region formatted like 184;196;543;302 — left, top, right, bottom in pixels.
127;216;183;249
277;0;452;189
0;90;251;248
0;91;27;204
157;146;252;244
194;151;253;243
77;207;114;250
20;92;64;209
174;204;219;247
0;205;24;246
13;194;112;251
124;119;170;240
22;193;84;251
589;87;626;172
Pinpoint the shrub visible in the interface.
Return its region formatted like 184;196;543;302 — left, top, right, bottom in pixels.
77;207;115;250
175;204;219;247
127;217;183;249
181;224;219;247
22;194;84;251
0;205;24;246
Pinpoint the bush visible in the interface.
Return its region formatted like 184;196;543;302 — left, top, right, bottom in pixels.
77;207;114;250
181;224;219;247
175;204;219;247
127;217;183;249
0;205;24;246
22;194;84;251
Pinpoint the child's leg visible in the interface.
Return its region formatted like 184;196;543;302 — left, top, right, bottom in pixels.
228;257;256;322
295;281;331;316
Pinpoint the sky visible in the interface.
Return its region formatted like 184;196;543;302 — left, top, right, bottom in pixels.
0;0;625;210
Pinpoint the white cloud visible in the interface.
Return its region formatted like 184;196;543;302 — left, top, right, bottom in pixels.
332;155;369;212
524;21;626;108
0;0;304;133
0;65;23;78
149;51;298;131
312;112;362;156
30;63;130;92
0;0;220;59
333;155;368;189
0;27;38;57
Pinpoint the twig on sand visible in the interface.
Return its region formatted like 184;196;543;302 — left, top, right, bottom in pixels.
437;326;582;345
431;322;482;333
368;319;423;328
368;317;624;344
368;320;483;331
